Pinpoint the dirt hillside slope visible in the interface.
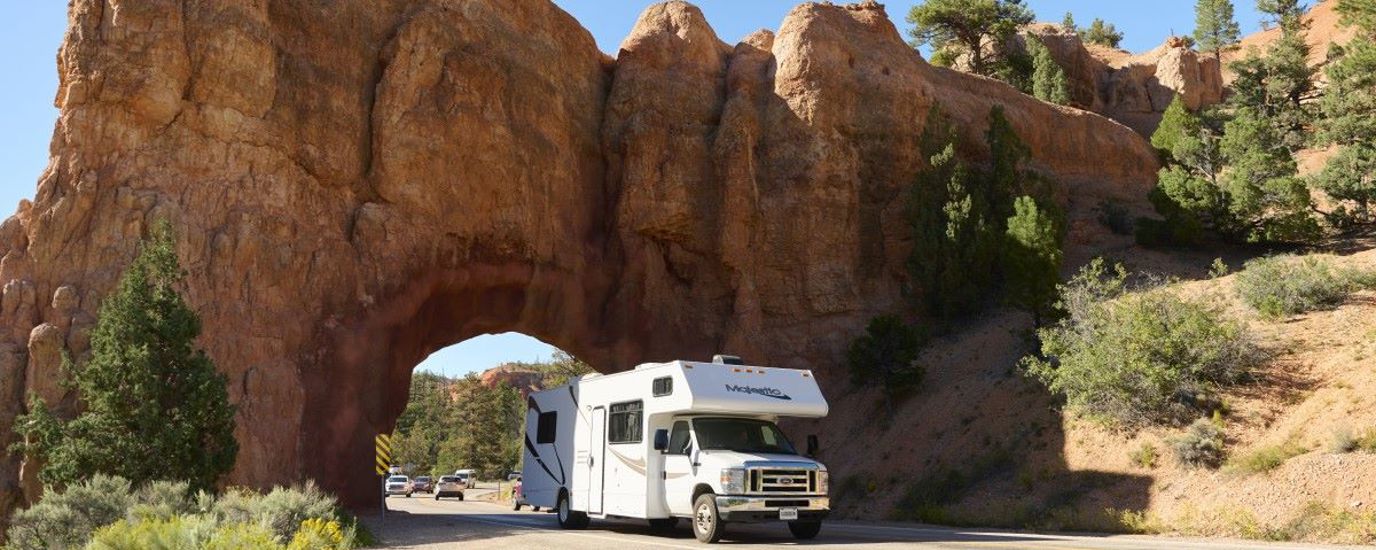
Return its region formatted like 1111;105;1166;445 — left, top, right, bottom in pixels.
813;246;1376;544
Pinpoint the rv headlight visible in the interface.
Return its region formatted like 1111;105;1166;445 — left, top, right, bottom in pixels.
720;468;747;494
816;470;829;494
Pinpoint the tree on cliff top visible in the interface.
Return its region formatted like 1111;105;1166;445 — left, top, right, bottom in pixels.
1029;38;1071;105
1193;0;1241;61
13;222;237;492
1080;18;1124;48
906;0;1035;76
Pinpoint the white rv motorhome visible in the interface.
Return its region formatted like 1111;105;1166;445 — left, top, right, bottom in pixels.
521;355;830;543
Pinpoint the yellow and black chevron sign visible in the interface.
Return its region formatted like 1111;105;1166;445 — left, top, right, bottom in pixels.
375;433;393;476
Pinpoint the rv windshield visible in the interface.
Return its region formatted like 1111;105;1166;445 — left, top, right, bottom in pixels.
693;418;798;455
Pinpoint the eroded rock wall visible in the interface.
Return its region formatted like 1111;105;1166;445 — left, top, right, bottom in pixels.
1017;27;1224;136
0;0;1158;514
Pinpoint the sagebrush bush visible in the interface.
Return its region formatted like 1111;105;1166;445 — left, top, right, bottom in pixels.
1229;439;1307;473
7;474;136;550
1171;418;1226;468
1235;255;1369;318
9;477;359;550
289;517;347;550
1025;259;1261;427
1129;443;1159;469
250;482;339;542
129;480;195;520
87;515;217;549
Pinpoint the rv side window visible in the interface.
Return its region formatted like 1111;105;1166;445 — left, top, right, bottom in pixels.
668;420;691;454
652;377;672;396
536;411;557;444
607;400;643;444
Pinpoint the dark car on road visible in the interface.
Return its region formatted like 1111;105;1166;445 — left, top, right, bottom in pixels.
412;476;433;494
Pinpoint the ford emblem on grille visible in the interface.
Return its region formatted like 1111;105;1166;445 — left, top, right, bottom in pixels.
779;478;793;485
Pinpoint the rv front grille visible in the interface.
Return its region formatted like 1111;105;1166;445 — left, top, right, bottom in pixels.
764;499;811;508
748;468;816;494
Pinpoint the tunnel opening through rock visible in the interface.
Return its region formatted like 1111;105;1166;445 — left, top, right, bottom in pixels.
302;267;619;510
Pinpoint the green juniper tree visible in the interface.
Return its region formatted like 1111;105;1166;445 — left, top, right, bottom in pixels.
1061;12;1077;33
1193;0;1242;61
906;0;1035;77
1003;196;1064;327
1258;0;1307;28
1080;18;1124;48
909;106;1000;321
846;315;925;418
1314;0;1376;226
1140;97;1217;245
1029;38;1071;105
13;222;237;492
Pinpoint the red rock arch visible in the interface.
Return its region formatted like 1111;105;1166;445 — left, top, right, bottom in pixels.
0;0;1158;513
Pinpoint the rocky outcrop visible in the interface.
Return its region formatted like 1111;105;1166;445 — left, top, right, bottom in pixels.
1017;27;1224;136
477;365;546;397
0;0;1158;514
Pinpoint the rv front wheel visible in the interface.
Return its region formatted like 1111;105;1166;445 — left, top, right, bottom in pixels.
788;521;822;540
692;494;724;543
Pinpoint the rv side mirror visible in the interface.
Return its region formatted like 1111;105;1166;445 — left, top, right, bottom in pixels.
653;429;670;452
806;434;819;457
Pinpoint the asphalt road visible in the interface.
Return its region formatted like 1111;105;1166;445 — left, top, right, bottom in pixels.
363;495;1358;550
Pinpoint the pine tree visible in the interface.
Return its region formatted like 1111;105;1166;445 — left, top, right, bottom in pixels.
906;0;1036;76
1080;18;1124;48
1152;96;1201;155
1030;38;1072;105
908;105;999;321
1219;108;1319;241
1003;196;1063;327
13;222;237;491
1227;6;1314;152
846;316;925;417
1313;0;1376;225
1061;12;1077;33
1336;0;1376;30
1258;0;1307;29
1193;0;1242;61
1141;104;1221;246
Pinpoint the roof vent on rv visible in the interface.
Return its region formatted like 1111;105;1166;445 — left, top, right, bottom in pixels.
712;354;745;365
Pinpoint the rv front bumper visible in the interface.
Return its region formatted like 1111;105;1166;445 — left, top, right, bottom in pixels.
713;496;829;523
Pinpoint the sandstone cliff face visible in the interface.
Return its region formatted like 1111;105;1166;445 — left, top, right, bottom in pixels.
1017;27;1224;136
0;0;1158;513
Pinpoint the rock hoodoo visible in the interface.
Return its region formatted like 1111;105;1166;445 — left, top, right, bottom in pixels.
0;0;1158;513
1017;26;1225;136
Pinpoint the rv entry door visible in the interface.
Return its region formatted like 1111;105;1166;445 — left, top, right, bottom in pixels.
586;406;606;514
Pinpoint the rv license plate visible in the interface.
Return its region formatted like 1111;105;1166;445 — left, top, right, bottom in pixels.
779;508;799;521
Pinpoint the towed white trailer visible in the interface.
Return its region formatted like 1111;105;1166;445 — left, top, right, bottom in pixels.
521;355;830;543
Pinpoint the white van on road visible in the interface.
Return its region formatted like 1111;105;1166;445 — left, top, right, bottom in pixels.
521;356;830;543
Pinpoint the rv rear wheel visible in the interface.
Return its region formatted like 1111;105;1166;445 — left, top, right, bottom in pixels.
788;520;822;540
556;492;589;529
692;494;724;543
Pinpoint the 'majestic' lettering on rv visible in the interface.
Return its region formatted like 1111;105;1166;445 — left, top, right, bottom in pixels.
725;384;792;400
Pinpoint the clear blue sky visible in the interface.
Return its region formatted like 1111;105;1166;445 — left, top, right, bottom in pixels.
2;1;1269;376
